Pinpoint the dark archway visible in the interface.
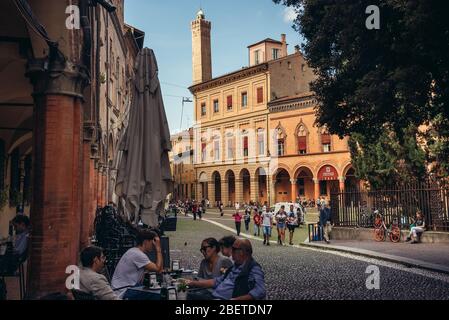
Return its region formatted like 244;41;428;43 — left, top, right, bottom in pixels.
294;167;314;202
345;167;359;191
256;168;267;206
212;171;222;203
240;169;251;204
275;169;290;203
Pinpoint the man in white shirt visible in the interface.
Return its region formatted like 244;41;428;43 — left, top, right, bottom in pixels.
111;230;163;299
261;207;273;246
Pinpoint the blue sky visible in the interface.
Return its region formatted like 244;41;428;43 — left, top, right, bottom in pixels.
125;0;300;134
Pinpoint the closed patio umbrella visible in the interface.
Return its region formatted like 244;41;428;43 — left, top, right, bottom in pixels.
115;48;172;227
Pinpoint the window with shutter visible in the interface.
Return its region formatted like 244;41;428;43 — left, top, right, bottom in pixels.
201;103;207;116
277;139;285;156
298;136;307;154
227;95;233;110
243;136;249;157
241;92;248;108
201;143;207;161
257;130;264;155
257;87;263;104
321;134;331;144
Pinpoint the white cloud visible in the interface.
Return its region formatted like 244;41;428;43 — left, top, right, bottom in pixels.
283;7;297;23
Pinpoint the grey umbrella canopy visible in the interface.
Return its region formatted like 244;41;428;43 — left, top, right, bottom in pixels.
115;48;172;227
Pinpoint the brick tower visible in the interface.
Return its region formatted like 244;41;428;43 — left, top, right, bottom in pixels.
191;9;212;85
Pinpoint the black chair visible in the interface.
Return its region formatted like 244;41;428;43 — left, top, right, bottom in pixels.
71;289;96;300
0;248;28;300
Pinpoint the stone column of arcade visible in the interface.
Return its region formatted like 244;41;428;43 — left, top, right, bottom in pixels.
339;176;345;192
207;180;215;208
235;178;243;205
221;179;228;208
250;177;258;204
313;178;320;201
290;179;297;203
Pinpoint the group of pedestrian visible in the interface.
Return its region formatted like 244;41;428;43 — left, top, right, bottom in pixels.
231;202;304;246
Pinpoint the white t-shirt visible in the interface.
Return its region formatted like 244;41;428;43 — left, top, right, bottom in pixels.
111;247;151;297
261;212;273;227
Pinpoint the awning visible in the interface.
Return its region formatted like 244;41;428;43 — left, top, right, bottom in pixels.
318;165;338;181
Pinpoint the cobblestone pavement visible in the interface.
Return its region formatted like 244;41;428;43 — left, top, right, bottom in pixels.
166;216;449;300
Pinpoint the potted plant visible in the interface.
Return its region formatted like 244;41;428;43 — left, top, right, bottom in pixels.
176;280;188;300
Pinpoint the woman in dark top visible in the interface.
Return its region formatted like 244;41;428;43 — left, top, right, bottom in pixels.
407;210;426;244
197;238;233;280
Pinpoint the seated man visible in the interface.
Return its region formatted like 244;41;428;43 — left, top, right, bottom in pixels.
79;246;119;300
111;230;163;299
11;215;30;257
186;239;266;300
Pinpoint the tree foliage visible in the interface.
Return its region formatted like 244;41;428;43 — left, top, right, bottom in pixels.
274;0;449;181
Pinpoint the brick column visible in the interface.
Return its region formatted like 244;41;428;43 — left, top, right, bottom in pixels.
102;173;107;206
26;58;88;296
197;183;203;201
235;178;243;205
96;165;102;207
221;179;228;206
80;124;97;248
97;166;103;207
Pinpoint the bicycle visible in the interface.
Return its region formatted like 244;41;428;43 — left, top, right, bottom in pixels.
374;211;401;243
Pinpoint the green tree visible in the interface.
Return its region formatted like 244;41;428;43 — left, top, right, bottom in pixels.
274;0;449;179
349;125;426;189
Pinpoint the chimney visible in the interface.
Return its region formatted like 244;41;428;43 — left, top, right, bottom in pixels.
281;34;287;57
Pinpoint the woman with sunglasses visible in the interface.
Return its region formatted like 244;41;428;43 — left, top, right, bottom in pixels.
197;238;233;280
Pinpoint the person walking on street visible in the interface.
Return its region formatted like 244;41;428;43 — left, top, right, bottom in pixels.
192;202;198;221
244;207;251;232
198;205;203;220
232;210;243;236
319;203;332;244
253;208;261;236
287;205;298;245
219;202;224;217
275;205;288;245
261;206;273;245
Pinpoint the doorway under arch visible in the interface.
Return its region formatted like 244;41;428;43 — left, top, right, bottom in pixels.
274;169;291;203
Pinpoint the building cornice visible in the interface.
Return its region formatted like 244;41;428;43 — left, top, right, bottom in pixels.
189;63;268;94
268;94;317;114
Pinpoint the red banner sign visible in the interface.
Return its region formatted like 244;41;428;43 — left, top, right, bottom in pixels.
318;165;338;180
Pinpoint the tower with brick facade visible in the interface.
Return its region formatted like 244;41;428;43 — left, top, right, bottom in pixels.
191;9;212;85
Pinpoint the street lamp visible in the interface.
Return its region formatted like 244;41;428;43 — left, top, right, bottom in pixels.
180;97;192;131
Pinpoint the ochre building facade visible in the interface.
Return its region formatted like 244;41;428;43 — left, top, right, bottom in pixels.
188;10;359;207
